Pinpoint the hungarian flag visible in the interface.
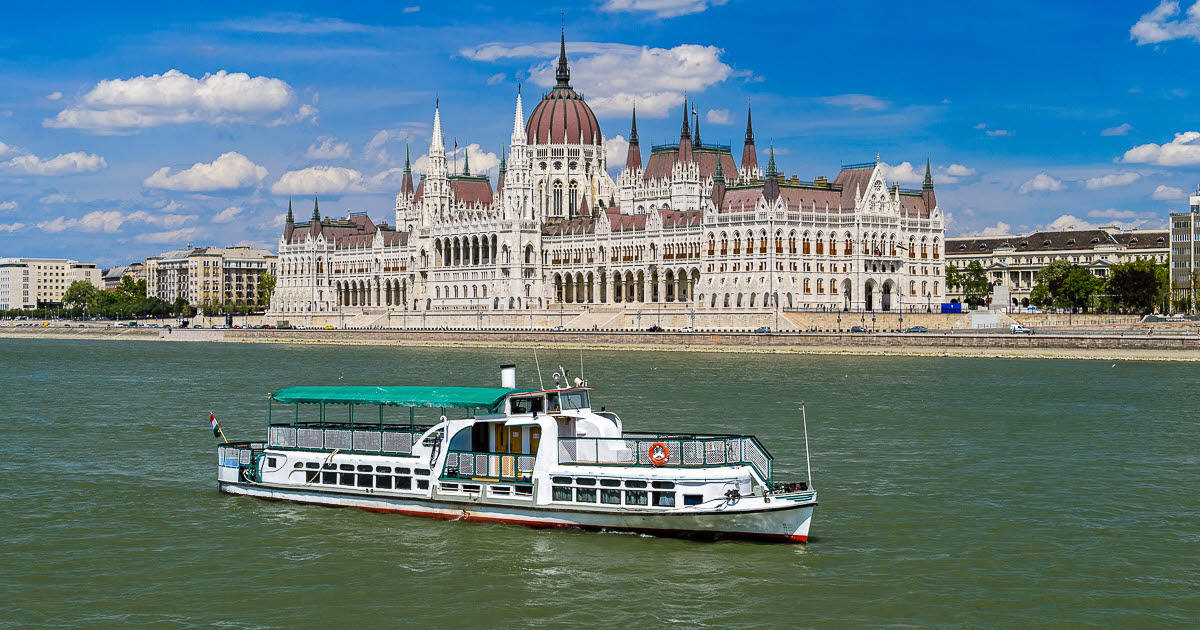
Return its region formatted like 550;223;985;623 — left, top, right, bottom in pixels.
210;412;221;438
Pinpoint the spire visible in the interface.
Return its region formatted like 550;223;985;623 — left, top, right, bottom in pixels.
555;25;571;88
285;199;294;224
401;143;415;197
678;96;693;163
711;155;726;208
740;104;758;175
311;196;320;222
923;156;934;189
693;108;702;147
404;143;411;172
766;145;777;179
626;107;642;171
462;149;471;176
497;150;507;193
511;85;525;145
921;155;937;211
680;96;691;140
430;101;444;155
762;146;780;203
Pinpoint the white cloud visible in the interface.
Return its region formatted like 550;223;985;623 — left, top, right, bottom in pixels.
365;127;420;164
0;200;15;211
1122;131;1200;166
0;222;24;232
486;73;506;86
46;91;62;101
144;152;267;191
1019;173;1064;194
605;135;629;169
973;123;987;129
1041;210;1163;231
40;193;74;204
1130;1;1200;45
37;209;196;234
45;69;314;133
705;108;730;124
271;166;365;195
0;151;106;175
1153;184;1186;200
946;164;975;178
213;206;244;223
463;42;731;118
1085;171;1141;190
0;141;14;156
305;136;350;160
1101;123;1133;136
136;227;203;244
403;6;420;13
1088;208;1139;220
820;94;889;111
220;14;375;34
986;129;1011;137
878;161;925;185
411;144;500;178
979;222;1012;236
599;0;728;18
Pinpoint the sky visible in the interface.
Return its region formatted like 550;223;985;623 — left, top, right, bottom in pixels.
2;0;1200;266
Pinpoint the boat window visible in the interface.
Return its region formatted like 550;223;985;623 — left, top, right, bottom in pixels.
448;427;472;451
422;429;444;448
323;463;336;470
396;468;411;475
376;466;391;474
625;490;648;506
552;476;572;484
340;473;355;485
462;484;481;493
356;475;373;488
293;462;304;468
305;462;319;469
396;477;412;490
267;457;277;467
375;475;393;489
683;494;703;506
651;481;675;489
575;488;597;502
340;464;354;471
322;471;337;484
306;470;320;483
416;469;430;476
441;483;459;492
509;397;545;414
601;489;622;504
652;491;675;507
559;390;590;410
625;480;647;488
552;486;572;501
356;465;372;472
575;477;596;486
514;486;533;496
600;479;621;487
547;393;560;412
417;479;429;490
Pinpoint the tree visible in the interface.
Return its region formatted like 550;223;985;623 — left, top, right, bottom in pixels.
1032;259;1101;311
62;281;98;310
257;272;276;306
1106;259;1167;313
955;261;992;308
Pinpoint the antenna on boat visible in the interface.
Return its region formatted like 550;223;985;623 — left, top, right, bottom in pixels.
533;349;545;390
579;349;586;386
800;402;813;490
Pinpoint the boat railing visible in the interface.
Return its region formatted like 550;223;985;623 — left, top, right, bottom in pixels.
557;434;773;483
442;449;535;483
266;423;433;455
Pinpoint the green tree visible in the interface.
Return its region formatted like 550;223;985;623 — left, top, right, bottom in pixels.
1033;260;1102;311
62;281;98;309
945;264;962;292
256;272;276;306
957;261;992;308
1106;259;1167;313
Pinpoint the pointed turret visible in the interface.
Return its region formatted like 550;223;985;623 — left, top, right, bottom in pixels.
510;85;525;147
762;146;779;203
401;144;414;197
740;105;758;175
462;149;471;176
711;155;726;208
430;100;445;155
285;199;294;224
309;196;322;237
283;199;295;241
625;107;642;171
497;152;507;193
678;97;694;163
555;26;571;88
693;109;702;147
921;156;937;212
311;196;321;222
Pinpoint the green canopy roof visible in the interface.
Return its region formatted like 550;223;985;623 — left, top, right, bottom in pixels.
270;386;526;410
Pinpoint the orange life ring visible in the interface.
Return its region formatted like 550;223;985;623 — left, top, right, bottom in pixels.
648;442;670;466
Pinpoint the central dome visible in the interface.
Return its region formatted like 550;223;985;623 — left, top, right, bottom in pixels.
525;36;602;146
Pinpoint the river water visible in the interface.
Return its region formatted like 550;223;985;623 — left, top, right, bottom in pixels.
1;338;1196;627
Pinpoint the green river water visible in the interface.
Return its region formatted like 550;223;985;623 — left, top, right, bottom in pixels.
1;338;1196;627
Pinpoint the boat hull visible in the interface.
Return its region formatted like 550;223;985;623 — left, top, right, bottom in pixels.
219;481;814;543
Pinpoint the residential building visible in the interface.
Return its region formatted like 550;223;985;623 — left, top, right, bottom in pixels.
270;36;946;317
1168;185;1200;311
0;257;104;309
144;246;277;307
101;262;145;290
946;227;1168;307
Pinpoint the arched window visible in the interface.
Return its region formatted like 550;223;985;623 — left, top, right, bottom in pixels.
553;180;563;215
804;279;811;294
802;232;811;255
830;279;838;294
816;232;824;255
707;234;715;256
733;231;741;255
817;278;824;294
910;280;916;296
568;181;579;218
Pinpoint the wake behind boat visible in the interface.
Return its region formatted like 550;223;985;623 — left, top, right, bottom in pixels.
216;365;817;543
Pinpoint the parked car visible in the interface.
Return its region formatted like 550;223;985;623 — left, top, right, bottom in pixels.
323;325;336;330
906;326;929;333
679;326;695;333
1010;324;1034;334
850;325;867;333
754;326;771;333
550;325;565;331
192;324;202;329
646;325;664;332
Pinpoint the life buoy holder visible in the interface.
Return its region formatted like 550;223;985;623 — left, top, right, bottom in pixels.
648;442;670;466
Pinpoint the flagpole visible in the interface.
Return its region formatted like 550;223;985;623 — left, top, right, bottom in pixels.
218;426;229;444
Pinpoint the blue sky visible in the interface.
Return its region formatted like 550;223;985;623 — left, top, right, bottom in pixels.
2;0;1200;266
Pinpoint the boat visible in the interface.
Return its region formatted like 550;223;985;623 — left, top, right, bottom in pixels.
216;364;817;543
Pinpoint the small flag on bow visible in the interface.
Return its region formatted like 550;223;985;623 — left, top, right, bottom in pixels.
210;412;222;438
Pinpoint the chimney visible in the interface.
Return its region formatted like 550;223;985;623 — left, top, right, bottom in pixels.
500;364;516;389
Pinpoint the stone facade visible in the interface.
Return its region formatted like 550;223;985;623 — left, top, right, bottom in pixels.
270;37;945;319
1168;185;1200;311
144;246;277;307
0;257;102;309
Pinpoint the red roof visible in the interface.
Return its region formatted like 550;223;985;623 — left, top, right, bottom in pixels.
643;147;738;181
526;87;602;145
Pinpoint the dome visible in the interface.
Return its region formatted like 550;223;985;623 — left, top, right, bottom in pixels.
525;36;602;146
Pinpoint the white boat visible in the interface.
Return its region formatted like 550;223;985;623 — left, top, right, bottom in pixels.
216;365;817;543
